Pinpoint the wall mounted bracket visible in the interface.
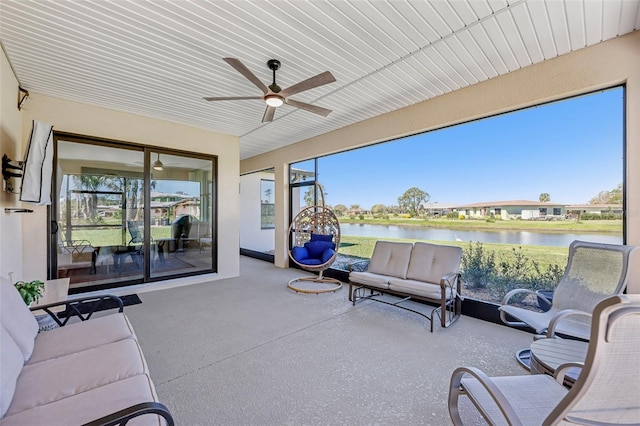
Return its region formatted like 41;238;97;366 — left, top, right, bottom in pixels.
18;86;29;110
2;154;23;180
4;208;33;213
2;154;23;193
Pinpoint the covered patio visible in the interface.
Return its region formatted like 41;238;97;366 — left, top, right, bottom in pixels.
1;2;640;423
122;255;532;425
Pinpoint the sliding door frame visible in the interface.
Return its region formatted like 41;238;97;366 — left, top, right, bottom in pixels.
48;132;218;292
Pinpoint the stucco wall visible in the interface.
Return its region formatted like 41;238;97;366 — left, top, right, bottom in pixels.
1;47;241;283
240;30;640;293
0;48;24;283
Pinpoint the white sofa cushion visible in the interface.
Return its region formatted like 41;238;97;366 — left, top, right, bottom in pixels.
388;278;454;300
348;271;391;289
27;313;136;365
0;278;39;362
0;375;163;426
406;242;462;284
0;325;24;418
367;241;413;279
6;338;148;416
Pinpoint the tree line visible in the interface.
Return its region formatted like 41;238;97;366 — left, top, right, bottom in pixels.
309;184;622;217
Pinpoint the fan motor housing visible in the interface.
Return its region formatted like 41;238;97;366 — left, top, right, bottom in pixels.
267;59;281;71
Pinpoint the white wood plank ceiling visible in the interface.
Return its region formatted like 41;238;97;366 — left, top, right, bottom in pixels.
1;0;639;160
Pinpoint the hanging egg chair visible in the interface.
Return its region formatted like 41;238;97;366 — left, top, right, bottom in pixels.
287;205;342;293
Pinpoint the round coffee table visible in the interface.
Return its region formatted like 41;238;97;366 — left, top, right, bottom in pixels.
530;338;588;387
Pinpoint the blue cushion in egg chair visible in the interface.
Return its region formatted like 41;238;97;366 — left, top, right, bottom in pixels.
292;234;336;266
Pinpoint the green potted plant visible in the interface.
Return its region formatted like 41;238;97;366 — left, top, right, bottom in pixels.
14;280;45;306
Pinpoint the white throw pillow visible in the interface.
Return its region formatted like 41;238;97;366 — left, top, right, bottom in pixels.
1;324;24;417
0;278;39;362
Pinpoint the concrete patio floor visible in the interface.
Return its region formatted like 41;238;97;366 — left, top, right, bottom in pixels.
123;256;534;425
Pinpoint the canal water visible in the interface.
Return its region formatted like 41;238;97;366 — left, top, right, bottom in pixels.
341;223;622;247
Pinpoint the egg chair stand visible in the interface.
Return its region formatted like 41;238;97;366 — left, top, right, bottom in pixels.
287;205;342;294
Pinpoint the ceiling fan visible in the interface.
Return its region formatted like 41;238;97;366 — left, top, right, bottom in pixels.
204;58;336;123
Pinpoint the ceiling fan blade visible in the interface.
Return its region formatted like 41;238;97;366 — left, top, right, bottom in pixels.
285;99;332;117
224;58;269;95
262;106;276;122
203;96;262;101
279;71;336;98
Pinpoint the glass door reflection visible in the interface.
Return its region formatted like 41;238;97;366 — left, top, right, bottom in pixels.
56;141;145;289
149;152;214;278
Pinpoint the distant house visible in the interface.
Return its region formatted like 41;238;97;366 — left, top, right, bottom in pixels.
149;191;199;224
422;202;457;217
565;204;622;218
348;207;370;216
456;200;566;220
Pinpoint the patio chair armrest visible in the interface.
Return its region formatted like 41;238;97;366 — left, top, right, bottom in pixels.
546;309;592;338
66;239;92;248
499;288;539;327
501;288;537;305
553;362;584;384
30;294;124;327
348;259;370;272
449;366;523;426
82;402;174;426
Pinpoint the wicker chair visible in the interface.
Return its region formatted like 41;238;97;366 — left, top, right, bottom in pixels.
448;294;640;425
287;205;342;293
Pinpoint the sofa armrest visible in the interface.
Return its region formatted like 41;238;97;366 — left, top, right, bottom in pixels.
440;272;462;299
30;294;124;327
82;402;174;426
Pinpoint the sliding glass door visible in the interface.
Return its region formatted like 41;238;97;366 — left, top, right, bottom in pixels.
149;151;214;279
51;136;216;292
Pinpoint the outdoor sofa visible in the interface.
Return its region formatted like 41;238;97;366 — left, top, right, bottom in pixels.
349;241;462;332
0;278;173;426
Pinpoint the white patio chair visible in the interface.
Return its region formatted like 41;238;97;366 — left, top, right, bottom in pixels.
499;240;636;340
449;294;640;425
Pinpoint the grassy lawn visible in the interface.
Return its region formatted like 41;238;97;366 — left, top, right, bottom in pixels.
339;235;569;270
68;226;173;247
339;216;622;233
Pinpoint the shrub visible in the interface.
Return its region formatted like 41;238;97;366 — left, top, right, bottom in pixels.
446;212;459;219
458;214;466;220
461;242;496;289
578;212;622;220
358;215;365;220
461;243;563;296
488;248;564;300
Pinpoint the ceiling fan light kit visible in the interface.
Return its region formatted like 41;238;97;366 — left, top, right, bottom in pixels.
204;58;336;123
153;153;164;171
264;94;284;107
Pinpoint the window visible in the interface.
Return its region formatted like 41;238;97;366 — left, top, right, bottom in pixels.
292;87;623;306
261;180;275;229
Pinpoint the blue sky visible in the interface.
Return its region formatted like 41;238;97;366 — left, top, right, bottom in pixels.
315;87;623;209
